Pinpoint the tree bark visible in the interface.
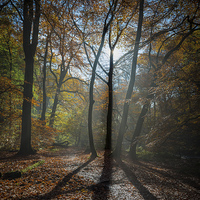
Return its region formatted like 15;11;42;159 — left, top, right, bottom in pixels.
113;0;144;157
105;1;133;150
129;101;149;160
87;0;118;158
48;37;71;127
88;26;109;158
49;64;69;127
105;49;113;150
49;89;59;127
40;34;49;121
19;0;40;155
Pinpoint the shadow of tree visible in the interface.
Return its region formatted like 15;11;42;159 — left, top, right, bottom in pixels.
117;159;157;200
0;147;85;161
137;161;200;191
0;153;40;161
91;150;113;200
17;157;95;200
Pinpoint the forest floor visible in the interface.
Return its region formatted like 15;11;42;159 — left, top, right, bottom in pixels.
0;147;200;200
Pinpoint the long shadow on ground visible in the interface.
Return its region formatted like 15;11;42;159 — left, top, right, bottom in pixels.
117;159;158;200
17;157;95;200
0;152;41;161
137;161;200;191
91;150;113;200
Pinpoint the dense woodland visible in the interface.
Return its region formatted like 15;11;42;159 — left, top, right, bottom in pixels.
0;0;200;159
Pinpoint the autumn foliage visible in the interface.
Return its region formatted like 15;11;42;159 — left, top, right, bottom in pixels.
0;0;199;160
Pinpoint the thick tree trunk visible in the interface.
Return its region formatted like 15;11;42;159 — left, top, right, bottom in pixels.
113;0;144;157
20;55;35;154
105;49;113;150
129;101;149;160
19;0;40;155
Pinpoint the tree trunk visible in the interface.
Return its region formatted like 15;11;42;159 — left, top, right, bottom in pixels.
40;35;49;121
87;0;118;158
20;55;35;154
88;99;97;158
88;27;108;158
105;49;113;150
8;44;12;134
49;89;59;127
48;43;70;128
19;0;40;155
129;101;149;160
113;0;144;157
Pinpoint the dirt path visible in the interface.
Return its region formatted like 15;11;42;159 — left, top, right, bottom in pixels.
0;148;200;199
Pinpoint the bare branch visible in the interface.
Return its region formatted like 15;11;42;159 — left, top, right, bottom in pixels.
62;77;88;85
162;26;198;65
60;90;78;93
42;12;61;40
0;0;10;12
10;0;23;21
161;114;200;145
83;41;108;84
85;42;109;76
49;44;58;86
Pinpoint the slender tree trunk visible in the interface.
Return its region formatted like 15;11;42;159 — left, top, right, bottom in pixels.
8;44;12;133
49;58;68;128
105;0;132;150
76;129;81;147
88;97;97;158
87;0;118;158
19;0;40;155
129;101;149;160
153;100;156;125
49;89;59;127
105;49;113;150
40;35;49;121
88;27;108;158
48;44;70;128
113;0;144;157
